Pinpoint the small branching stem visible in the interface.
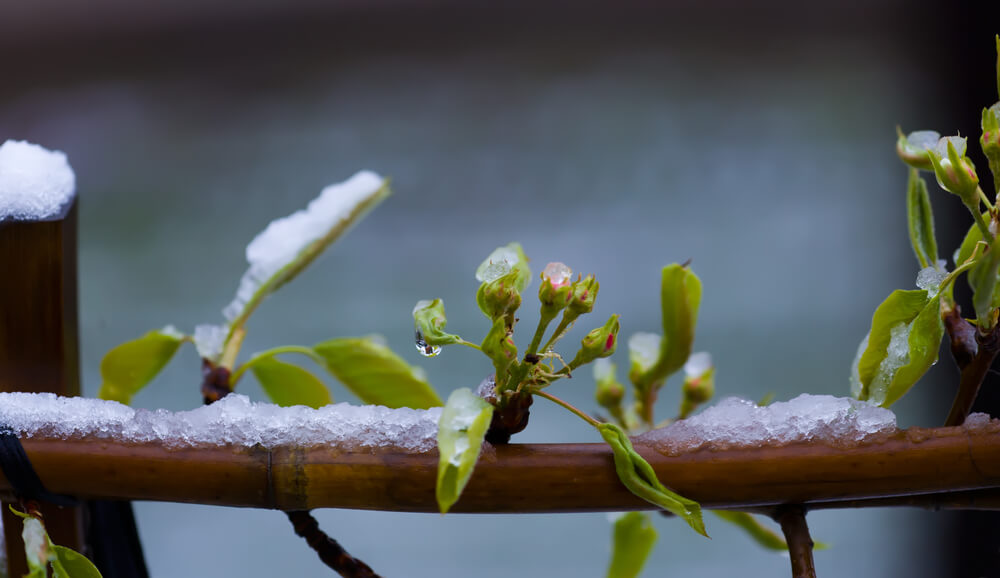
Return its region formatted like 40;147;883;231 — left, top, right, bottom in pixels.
286;511;381;578
773;506;816;578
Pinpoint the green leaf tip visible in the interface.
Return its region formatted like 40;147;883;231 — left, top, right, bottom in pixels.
607;512;658;578
436;387;494;514
413;298;463;352
99;326;186;405
313;336;442;409
712;511;787;551
598;422;707;537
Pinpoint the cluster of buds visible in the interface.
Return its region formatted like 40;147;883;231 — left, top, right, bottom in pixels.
898;130;981;207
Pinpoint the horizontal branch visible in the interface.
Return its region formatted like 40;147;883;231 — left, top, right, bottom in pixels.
2;421;1000;514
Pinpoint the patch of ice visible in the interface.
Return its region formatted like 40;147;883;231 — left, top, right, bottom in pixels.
0;140;76;221
916;262;948;292
223;170;386;322
866;322;912;406
0;392;443;452
637;394;897;455
541;262;573;288
907;130;940;151
193;324;227;361
475;246;520;283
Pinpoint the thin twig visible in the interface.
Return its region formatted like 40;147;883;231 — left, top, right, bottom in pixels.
773;506;816;578
286;511;381;578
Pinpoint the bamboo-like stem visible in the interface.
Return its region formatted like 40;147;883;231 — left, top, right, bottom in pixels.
3;422;1000;513
774;506;816;578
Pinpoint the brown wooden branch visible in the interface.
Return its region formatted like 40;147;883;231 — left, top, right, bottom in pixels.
286;511;381;578
0;422;999;513
774;506;816;578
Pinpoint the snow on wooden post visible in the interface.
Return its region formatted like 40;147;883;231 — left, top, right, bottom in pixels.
0;140;84;576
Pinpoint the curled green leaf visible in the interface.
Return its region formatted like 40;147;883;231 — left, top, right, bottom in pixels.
598;423;706;537
436;387;494;514
412;298;463;350
906;168;938;269
98;326;186;405
249;354;332;408
313;336;442;409
607;512;658;578
973;236;1000;331
632;264;701;392
10;506;103;578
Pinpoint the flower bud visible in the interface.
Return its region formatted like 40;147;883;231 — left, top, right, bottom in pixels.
570;314;620;369
476;268;523;325
927;136;980;207
567;274;599;317
539;262;573;315
679;351;715;419
896;129;940;171
593;358;625;410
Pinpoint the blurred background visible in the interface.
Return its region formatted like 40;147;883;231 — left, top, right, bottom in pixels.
3;1;1000;576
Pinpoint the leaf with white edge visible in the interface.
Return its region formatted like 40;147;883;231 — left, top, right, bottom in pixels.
249;355;332;408
312;336;443;409
855;289;928;398
436;387;493;513
713;511;787;551
52;546;103;578
606;512;658;578
598;423;706;537
223;172;391;332
10;506;103;578
906;168;938;269
99;326;185;405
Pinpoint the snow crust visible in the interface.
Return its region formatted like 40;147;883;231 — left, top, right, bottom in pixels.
916;261;947;292
0;140;76;221
222;170;385;322
637;394;897;455
0;392;442;452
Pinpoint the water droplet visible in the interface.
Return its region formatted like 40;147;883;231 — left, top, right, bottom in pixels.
415;330;442;358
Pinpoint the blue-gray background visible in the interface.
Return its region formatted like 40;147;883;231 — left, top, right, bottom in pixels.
2;1;994;575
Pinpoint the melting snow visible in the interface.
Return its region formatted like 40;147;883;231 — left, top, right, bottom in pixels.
637;394;897;455
0;393;442;452
0;140;76;221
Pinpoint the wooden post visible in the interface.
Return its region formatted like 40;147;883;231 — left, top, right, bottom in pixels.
0;200;85;576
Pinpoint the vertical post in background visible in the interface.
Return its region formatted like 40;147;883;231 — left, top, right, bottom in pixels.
0;200;84;576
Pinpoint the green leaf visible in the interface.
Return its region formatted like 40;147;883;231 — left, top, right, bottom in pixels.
713;511;787;551
956;217;986;268
598;423;706;537
436;387;494;513
52;545;103;578
856;289;944;407
412;298;463;348
635;264;701;391
312;336;442;409
973;236;1000;330
249;355;332;408
856;289;928;392
98;327;185;405
607;512;658;578
906;169;938;269
223;174;392;337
